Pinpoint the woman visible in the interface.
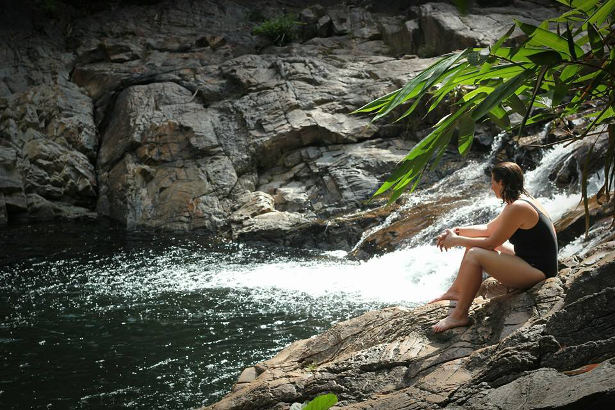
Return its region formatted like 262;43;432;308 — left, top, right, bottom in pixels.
430;161;558;332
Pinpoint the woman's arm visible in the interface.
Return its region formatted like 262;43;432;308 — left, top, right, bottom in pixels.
455;211;506;238
455;224;488;237
443;205;524;250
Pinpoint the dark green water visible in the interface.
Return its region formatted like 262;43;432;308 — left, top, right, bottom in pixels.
0;223;388;409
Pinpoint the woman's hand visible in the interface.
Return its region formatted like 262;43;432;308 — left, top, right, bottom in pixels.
437;229;458;251
436;231;446;250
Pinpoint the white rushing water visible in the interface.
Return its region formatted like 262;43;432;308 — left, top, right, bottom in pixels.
85;137;604;308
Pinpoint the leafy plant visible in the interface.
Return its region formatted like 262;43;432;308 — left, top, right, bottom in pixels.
290;393;338;410
252;14;300;46
354;0;615;233
305;362;318;372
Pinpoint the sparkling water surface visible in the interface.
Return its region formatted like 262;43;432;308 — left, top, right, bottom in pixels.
1;223;428;409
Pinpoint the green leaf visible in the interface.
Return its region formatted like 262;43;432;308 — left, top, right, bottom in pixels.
488;105;511;128
553;0;583;7
594;106;615;124
430;125;455;170
573;69;602;83
517;21;583;57
588;0;615;25
526;50;564;65
303;393;338;410
525;111;554;126
443;63;526;87
462;86;494;102
376;100;474;200
491;25;516;55
374;50;468;121
551;79;569;107
352;89;398;113
552;8;589;23
371;130;439;197
471;70;532;121
587;23;604;57
560;64;582;81
424;63;472;114
506;93;527;115
565;23;577;60
457;113;475;155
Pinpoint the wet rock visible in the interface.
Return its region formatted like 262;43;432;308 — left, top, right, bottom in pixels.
0;24;98;223
549;127;610;190
230;191;275;222
554;194;613;246
232;210;320;247
416;2;557;57
419;3;555;56
95;81;237;231
26;193;97;221
380;17;420;56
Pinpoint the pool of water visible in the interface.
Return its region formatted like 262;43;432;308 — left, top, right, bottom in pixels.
1;222;419;408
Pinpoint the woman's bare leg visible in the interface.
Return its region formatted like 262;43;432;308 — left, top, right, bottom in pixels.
433;247;546;332
428;248;470;303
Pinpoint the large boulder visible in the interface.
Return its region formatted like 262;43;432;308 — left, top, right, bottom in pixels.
96;82;237;231
416;2;558;57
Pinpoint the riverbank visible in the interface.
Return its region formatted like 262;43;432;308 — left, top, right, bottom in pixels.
206;218;615;409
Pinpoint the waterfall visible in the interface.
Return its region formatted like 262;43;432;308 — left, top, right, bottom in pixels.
339;131;607;304
351;132;506;253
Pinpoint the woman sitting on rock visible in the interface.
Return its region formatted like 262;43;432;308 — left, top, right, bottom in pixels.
430;161;558;332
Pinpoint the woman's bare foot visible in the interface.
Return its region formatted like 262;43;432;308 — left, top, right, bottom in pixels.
428;290;460;304
432;315;469;333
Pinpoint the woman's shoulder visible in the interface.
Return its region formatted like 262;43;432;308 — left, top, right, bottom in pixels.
503;197;539;216
512;196;551;218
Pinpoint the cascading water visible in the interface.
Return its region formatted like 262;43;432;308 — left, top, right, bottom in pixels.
0;134;606;408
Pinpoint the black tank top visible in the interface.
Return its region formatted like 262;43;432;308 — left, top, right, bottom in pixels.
508;199;558;277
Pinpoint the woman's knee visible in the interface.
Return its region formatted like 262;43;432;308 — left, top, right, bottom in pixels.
465;247;485;261
465;247;496;268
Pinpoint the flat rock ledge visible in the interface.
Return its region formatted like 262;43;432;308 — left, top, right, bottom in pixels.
205;241;615;409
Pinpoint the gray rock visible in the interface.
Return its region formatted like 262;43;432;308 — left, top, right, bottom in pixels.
1;0;565;243
230;191;275;222
417;2;557;57
461;361;615;409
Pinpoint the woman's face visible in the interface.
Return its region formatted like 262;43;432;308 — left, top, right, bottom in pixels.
491;174;503;199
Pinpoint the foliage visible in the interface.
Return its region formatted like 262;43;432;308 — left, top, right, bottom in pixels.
39;0;59;14
252;14;300;46
354;0;615;232
290;393;338;410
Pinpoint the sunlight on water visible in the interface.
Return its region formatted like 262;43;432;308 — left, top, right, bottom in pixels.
203;245;464;304
72;243;463;308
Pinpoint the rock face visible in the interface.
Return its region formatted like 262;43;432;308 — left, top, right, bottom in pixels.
206;240;615;409
1;0;560;247
0;5;98;222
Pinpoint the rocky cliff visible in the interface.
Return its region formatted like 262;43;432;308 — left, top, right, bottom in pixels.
1;0;565;250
